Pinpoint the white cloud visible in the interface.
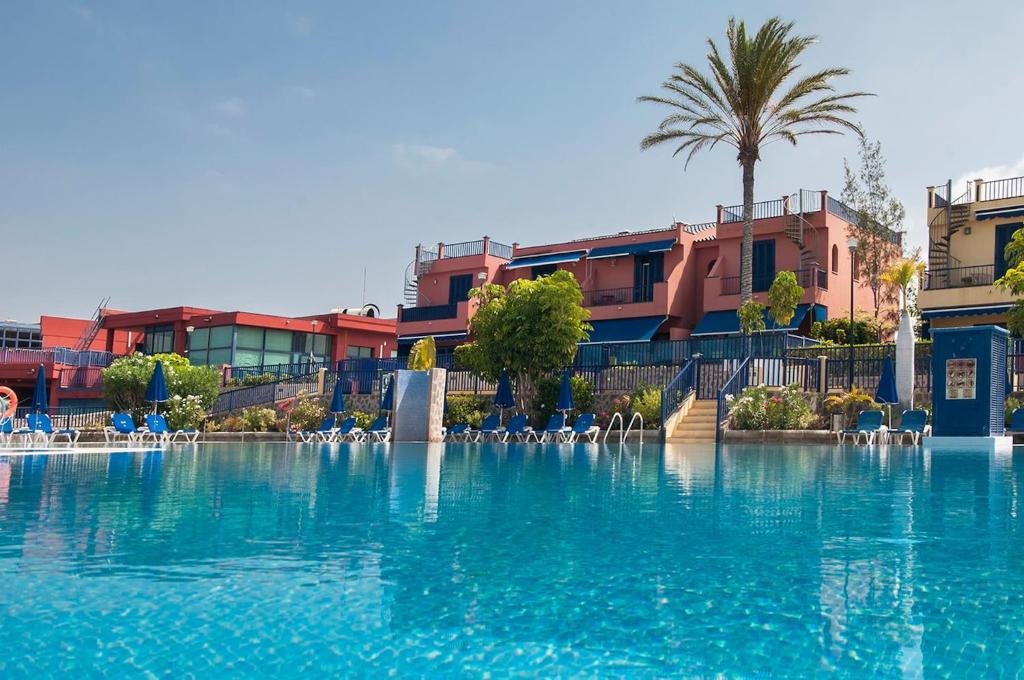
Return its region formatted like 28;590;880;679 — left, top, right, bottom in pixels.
392;144;491;175
953;153;1024;199
73;6;94;21
213;97;247;118
287;13;312;37
287;85;317;102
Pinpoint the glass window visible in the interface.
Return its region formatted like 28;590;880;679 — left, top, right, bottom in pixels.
143;325;175;355
314;335;328;355
236;326;264;349
207;348;232;366
189;327;209;350
189;350;208;366
210;326;233;349
234;349;262;367
263;351;291;366
265;329;292;352
347;346;373;358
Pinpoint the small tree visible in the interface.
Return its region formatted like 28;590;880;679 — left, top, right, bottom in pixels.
407;336;436;371
767;271;804;331
995;229;1024;335
455;271;591;412
841;133;905;321
737;300;766;335
102;352;220;420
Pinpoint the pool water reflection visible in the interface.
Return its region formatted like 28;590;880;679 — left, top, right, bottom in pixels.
0;443;1022;676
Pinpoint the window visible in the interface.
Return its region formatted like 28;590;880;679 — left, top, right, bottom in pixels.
187;325;234;366
448;274;474;304
347;346;374;358
831;244;839;273
143;325;175;355
707;259;717;276
634;252;665;302
531;264;557;279
0;325;42;349
752;240;776;292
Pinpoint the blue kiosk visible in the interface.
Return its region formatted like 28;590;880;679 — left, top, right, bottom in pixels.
925;325;1012;451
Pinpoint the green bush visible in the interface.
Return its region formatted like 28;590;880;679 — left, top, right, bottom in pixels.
1007;396;1023;427
531;375;594;425
810;315;883;345
288;396;328;432
227;372;278;388
823;387;880;428
102;352;219;421
445;394;490;428
728;384;814;430
629;384;662;428
165;394;207;430
241;406;278;432
351;410;376;429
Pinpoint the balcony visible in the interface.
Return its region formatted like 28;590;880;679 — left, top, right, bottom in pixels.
718;268;828;295
398;303;458;323
923;264;996;290
583;287;654;307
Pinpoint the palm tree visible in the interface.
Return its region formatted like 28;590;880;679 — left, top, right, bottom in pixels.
639;17;871;303
880;256;925;312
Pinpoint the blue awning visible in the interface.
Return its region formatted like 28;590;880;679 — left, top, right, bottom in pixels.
975;205;1024;221
921;304;1011;320
813;305;828;323
583;316;666;343
587;239;676;260
691;304;816;336
505;250;587;270
397;332;467;345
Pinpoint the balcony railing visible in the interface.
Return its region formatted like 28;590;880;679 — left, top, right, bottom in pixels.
721;198;787;223
980;176;1024;203
58;366;105;391
718;268;827;295
0;346;116;367
398;303;459;323
826;196;902;247
923;264;996;290
437;239;514;260
582;287;653;307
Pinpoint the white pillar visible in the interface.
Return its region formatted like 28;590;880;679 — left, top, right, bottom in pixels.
895;309;916;410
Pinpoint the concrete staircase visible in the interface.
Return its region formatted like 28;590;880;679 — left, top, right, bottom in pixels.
665;399;718;444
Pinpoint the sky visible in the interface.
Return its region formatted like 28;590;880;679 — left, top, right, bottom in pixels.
3;0;1023;323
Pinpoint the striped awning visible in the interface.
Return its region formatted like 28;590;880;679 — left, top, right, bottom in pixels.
587;239;676;260
975;205;1024;221
921;304;1012;320
505;250;587;270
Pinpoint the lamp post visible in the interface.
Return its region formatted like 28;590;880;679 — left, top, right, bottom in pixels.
847;237;859;390
184;326;195;359
309;319;319;368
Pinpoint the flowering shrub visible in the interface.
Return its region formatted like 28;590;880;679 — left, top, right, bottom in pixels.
165;394;206;430
241;406;278;432
630;385;662;427
727;384;813;430
823;387;879;428
288;396;328;432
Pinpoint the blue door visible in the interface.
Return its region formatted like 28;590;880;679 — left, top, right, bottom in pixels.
752;239;776;292
995;223;1023;279
448;274;473;305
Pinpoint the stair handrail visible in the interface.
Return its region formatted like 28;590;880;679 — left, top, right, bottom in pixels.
715;356;751;443
660;358;698;433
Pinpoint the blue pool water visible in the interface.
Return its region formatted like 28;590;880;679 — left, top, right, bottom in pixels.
1;442;1022;677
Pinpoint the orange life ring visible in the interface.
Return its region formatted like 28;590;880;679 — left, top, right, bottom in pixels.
0;386;17;419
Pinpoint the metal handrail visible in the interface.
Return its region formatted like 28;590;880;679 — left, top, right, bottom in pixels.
398;303;458;322
583;287;644;306
660;359;697;427
715;357;751;443
923;264;996;290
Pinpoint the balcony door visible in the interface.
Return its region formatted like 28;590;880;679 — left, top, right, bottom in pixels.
753;239;776;292
995;223;1023;279
633;252;664;303
448;274;474;305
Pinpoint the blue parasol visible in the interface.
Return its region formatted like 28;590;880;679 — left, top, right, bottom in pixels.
329;374;346;414
494;369;515;422
31;363;48;413
555;369;574;415
145;360;169;412
875;357;899;426
380;376;394;412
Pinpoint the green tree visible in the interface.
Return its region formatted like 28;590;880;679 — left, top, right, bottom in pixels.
841;134;905;320
102;352;220;420
995;229;1024;334
639;16;868;304
455;271;591;411
737;300;766;335
767;271;804;330
407;336;436;371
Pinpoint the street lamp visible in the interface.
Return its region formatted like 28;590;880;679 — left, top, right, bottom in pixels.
847;237;859;390
309;319;319;367
184;325;195;358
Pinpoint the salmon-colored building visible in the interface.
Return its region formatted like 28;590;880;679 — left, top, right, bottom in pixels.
396;189;898;351
0;305;397;409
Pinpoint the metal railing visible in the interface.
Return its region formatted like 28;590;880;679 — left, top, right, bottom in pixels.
212;371;321;414
582;287;645;306
7;405;114;431
225;361;326;384
441;240;485;259
721;198;786;223
716;358;751;442
660;359;697;427
980;176;1024;203
0;346;116;367
489;241;514;259
923;264;996;290
58;366;104;391
827;196;902;246
398;303;459;322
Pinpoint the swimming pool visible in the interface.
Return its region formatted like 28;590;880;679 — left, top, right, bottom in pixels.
1;442;1021;676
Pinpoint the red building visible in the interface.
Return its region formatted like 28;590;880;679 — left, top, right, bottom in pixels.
0;305;397;409
396;189;900;349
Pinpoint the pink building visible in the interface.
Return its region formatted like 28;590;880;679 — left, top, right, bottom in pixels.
396;190;899;350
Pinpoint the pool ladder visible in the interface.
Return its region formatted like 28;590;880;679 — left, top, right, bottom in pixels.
603;412;644;444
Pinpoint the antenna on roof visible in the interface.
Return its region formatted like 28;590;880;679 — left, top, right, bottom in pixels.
361;267;367;305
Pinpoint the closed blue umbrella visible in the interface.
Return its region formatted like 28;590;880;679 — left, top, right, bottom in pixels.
329;375;346;414
31;363;48;413
875;357;898;426
380;376;394;412
145;360;169;412
1007;368;1014;397
556;369;574;415
494;369;515;422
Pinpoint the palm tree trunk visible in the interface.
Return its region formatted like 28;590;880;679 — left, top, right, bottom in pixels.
740;160;755;303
